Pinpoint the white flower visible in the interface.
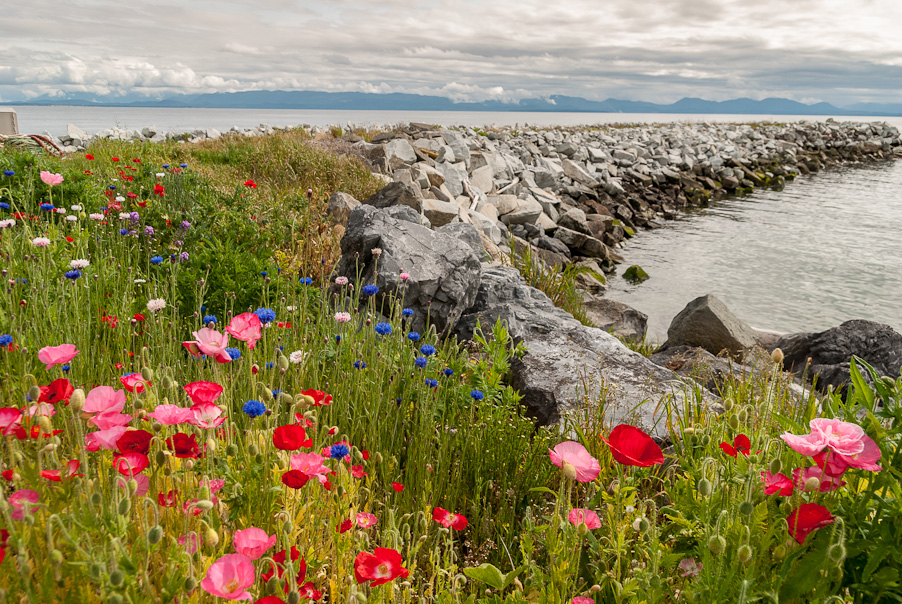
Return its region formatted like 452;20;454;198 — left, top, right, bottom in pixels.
289;350;307;364
285;305;297;312
0;219;15;229
335;276;349;286
335;312;351;323
66;215;77;222
134;279;146;284
115;196;125;202
70;259;90;269
55;207;66;214
146;298;166;312
70;204;82;211
119;212;131;220
625;505;635;514
32;237;51;247
89;213;103;221
156;172;165;178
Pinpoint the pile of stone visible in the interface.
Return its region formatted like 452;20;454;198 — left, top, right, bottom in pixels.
51;123;296;152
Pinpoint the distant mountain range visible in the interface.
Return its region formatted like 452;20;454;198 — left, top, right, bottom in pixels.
4;90;901;116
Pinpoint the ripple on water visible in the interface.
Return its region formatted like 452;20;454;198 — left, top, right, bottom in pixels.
605;160;902;342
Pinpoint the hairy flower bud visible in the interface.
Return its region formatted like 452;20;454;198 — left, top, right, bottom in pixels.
266;577;280;594
248;444;259;456
184;577;197;592
562;462;578;481
729;415;740;430
70;388;86;412
225;444;239;457
283;520;293;534
739;501;754;516
195;499;215;511
287;591;301;604
708;535;726;555
118;497;131;515
768;458;783;475
260;388;274;402
771;348;785;364
828;543;846;565
738;545;753;563
110;570;124;587
205;527;220;549
803;477;821;491
278;355;290;371
50;549;64;566
697;478;712;497
141;366;154;382
577;522;589;536
773;544;786;559
27;385;41;402
147;525;164;545
722;398;734;412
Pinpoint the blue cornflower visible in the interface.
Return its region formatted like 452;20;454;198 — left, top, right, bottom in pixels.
226;347;241;360
362;285;379;296
335;335;342;344
354;360;366;369
162;164;170;169
201;305;207;312
272;389;282;399
374;322;392;336
0;334;12;347
242;400;266;418
266;362;274;369
470;390;485;401
261;271;267;277
40;203;54;211
150;256;164;265
401;308;414;317
3;170;14;176
61;364;70;372
254;307;276;324
203;315;217;324
329;443;350;460
425;378;438;388
299;277;312;285
420;344;436;357
415;356;428;368
443;368;454;377
180;163;188;168
64;269;82;280
109;185;116;190
407;332;420;342
0;202;9;210
119;228;129;235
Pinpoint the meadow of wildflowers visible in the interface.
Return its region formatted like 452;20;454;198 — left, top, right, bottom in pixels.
0;135;900;604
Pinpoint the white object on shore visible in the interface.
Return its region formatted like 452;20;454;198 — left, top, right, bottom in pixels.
0;108;18;135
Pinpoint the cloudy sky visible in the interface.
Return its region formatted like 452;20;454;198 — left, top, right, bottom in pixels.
1;0;900;106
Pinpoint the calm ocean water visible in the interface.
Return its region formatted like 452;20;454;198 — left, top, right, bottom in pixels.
7;106;901;339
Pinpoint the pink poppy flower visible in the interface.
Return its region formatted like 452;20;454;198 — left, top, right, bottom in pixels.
289;452;331;485
233;527;277;560
9;489;40;520
147;404;194;426
24;403;56;418
356;512;378;528
793;466;847;493
200;478;226;495
117;473;150;497
120;373;151;393
183;328;232;363
813;433;882;476
568;508;602;530
549;441;601;482
572;598;595;604
781;418;866;457
39;171;64;186
200;553;255;601
678;557;702;577
82;386;127;415
760;471;794;496
189;402;226;429
89;411;133;430
85;426;129;451
38;344;79;369
225;313;262;350
0;408;23;436
184;381;224;405
114;452;149;476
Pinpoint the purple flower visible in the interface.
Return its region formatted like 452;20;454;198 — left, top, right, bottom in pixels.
179;252;189;262
180;221;191;230
144;226;155;236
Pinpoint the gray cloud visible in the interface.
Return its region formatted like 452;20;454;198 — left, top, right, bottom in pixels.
0;0;900;105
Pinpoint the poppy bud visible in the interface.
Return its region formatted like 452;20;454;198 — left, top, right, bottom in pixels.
91;563;104;578
723;398;734;411
108;594;123;604
729;416;740;430
195;499;215;511
141;366;154;381
283;520;293;534
27;385;41;402
162;376;176;390
118;497;132;515
738;545;752;563
738;407;749;423
266;577;280;594
771;348;784;364
683;426;696;436
110;570;124;587
248;444;258;456
591;585;601;593
773;544;786;559
739;501;754;516
828;543;846;565
70;388;86;412
38;416;52;434
301;394;315;407
225;444;239;457
251;364;259;374
637;517;650;533
147;525;163;545
374;452;383;464
199;486;211;500
288;592;301;604
697;478;712;497
278;355;290;371
51;549;64;566
562;462;578;481
184;577;197;592
260;387;273;402
205;438;216;452
769;458;782;475
91;493;102;506
708;535;726;554
204;527;220;549
255;454;264;465
281;393;293;404
701;435;711;446
803;477;820;491
354;593;367;603
577;523;589;536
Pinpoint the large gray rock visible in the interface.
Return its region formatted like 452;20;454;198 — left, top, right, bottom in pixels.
383;139;417;169
774;319;902;391
327;191;361;225
583;296;647;342
434;161;466;197
334;205;481;335
363;182;423;213
663;294;758;357
423;198;460;227
453;266;712;436
561;159;599;187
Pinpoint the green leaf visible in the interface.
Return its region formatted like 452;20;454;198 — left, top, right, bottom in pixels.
528;487;559;498
464;563;506;590
778;533;831;602
862;544;891;582
849;358;875;410
501;565;527;590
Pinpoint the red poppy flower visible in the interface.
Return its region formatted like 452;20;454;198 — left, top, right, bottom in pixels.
354;548;409;586
301;389;332;407
183;381;223;405
255;597;287;604
114;362;124;370
0;529;8;566
277;321;292;328
116;429;154;455
787;503;835;544
108;201;123;211
114;452;149;476
153;184;165;197
85;154;94;160
137;201;147;208
433;507;468;530
720;434;752;458
127;192;138;198
84;170;93;175
392;482;404;492
132;158;141;163
133;313;146;322
351;465;367;478
66;236;74;243
273;425;312;451
38;378;74;404
40;460;81;482
166;433;201;458
111;157;119;162
602;424;665;467
337;519;353;533
244;180;257;188
1;469;13;481
158;489;178;507
281;470;310;489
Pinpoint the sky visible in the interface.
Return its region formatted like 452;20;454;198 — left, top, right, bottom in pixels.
1;0;901;106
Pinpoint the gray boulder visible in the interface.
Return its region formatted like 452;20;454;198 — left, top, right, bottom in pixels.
774;319;902;391
334;205;481;335
583;296;648;341
363;182;423;213
383;139;417;169
453;266;712;436
663;294;758;358
327;192;361;225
